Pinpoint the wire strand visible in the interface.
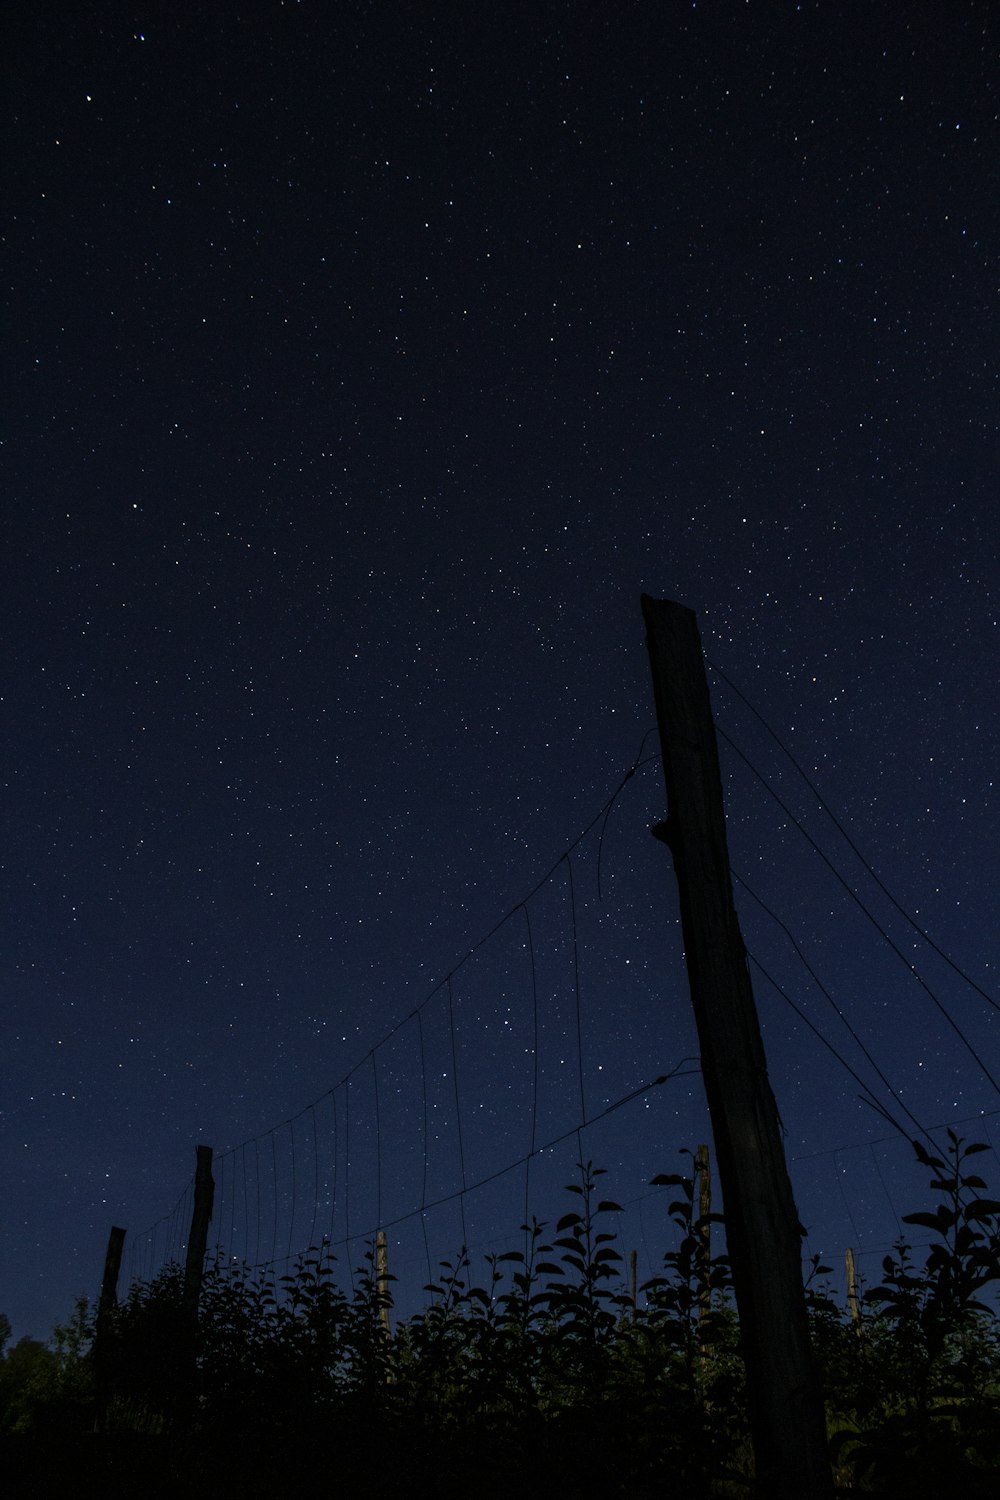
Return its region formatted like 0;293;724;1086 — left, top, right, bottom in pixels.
707;655;999;1013
735;870;935;1146
564;852;587;1124
746;947;911;1143
717;723;1000;1100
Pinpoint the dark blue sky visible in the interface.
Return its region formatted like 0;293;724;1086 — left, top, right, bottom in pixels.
3;0;998;1340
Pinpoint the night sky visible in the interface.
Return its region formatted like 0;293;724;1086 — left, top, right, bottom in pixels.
4;1;998;1343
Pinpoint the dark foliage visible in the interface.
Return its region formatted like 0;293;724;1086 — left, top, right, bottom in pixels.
4;1138;1000;1496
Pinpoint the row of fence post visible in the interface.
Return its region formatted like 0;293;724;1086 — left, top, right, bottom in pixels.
94;1144;394;1366
98;1139;867;1340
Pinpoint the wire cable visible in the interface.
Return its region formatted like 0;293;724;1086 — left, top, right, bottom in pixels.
707;655;999;1013
211;744;663;1173
446;976;469;1250
371;1050;382;1230
595;730;660;901
746;947;911;1142
564;853;588;1124
321;1057;701;1251
308;1105;319;1251
735;871;935;1146
717;723;1000;1099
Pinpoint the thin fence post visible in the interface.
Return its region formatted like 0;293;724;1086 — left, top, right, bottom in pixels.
376;1228;391;1340
98;1225;127;1327
846;1246;862;1333
93;1225;126;1431
182;1145;216;1326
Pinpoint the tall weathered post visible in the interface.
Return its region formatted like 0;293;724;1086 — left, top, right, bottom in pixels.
642;594;833;1499
174;1144;215;1421
97;1225;127;1329
182;1144;216;1325
93;1224;126;1429
376;1228;392;1340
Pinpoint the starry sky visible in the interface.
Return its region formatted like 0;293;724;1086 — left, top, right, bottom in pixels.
4;1;998;1342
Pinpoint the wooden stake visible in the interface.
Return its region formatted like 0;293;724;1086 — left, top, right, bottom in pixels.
376;1228;391;1338
93;1225;126;1431
182;1144;215;1324
846;1246;862;1333
97;1225;126;1328
642;595;833;1499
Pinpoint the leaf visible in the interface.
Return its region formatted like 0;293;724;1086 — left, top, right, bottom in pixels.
902;1208;956;1233
965;1201;1000;1221
596;1200;623;1213
650;1173;686;1187
556;1212;582;1232
553;1237;584;1253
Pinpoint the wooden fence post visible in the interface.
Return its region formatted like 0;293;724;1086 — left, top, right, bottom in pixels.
97;1225;127;1329
182;1144;215;1326
642;595;834;1499
376;1228;391;1339
846;1246;862;1333
93;1225;126;1430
